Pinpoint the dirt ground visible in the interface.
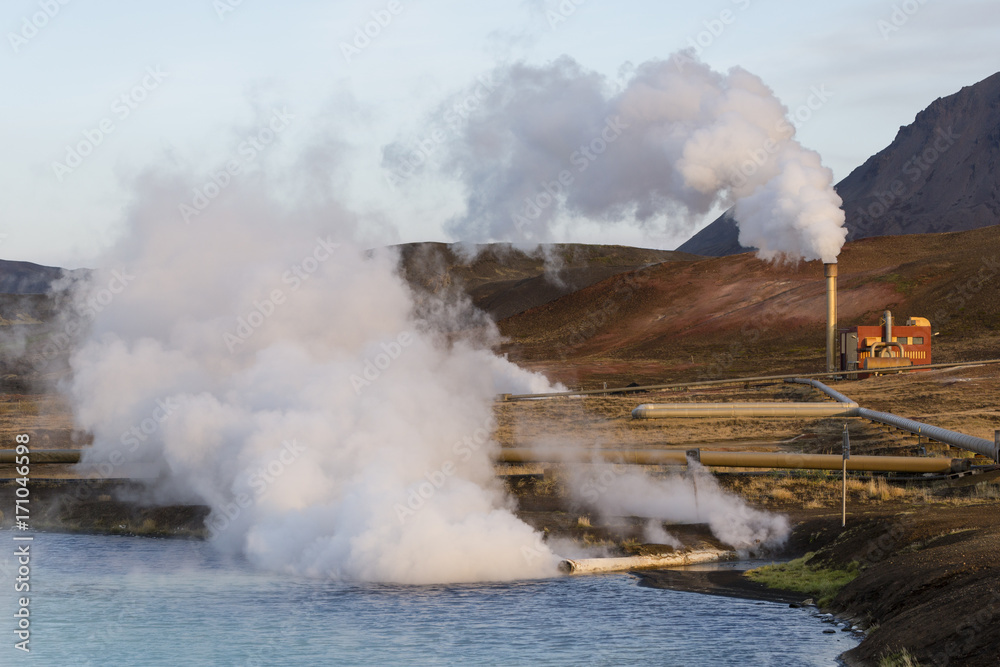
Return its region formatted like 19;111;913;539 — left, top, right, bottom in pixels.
2;364;999;666
493;365;1000;666
496;363;1000;458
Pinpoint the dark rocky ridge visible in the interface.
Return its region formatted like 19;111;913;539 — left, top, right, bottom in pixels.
678;71;1000;257
0;258;66;294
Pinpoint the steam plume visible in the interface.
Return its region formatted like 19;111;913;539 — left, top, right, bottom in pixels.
405;53;846;262
64;169;561;584
567;460;789;552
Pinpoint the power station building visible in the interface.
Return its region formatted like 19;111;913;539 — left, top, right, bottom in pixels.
840;310;932;376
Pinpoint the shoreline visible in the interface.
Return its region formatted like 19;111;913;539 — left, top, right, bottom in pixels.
633;564;812;605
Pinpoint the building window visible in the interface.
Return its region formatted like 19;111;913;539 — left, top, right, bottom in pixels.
912;337;924;345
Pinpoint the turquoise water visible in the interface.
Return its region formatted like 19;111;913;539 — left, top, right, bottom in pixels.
4;532;857;665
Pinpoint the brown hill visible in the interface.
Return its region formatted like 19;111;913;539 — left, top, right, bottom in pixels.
499;226;1000;387
395;242;698;321
678;71;1000;257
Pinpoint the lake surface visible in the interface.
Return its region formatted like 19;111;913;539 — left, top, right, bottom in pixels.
3;532;858;665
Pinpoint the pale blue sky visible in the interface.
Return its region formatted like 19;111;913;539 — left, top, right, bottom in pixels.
2;0;997;266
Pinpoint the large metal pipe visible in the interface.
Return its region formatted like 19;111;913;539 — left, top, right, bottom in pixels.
496;448;967;473
698;451;966;474
559;549;735;575
0;449;81;464
631;402;857;419
499;359;1000;401
883;309;893;346
825;262;838;372
855;408;997;459
790;378;998;459
785;377;857;404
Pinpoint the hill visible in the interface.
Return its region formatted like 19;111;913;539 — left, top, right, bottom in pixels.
499;225;1000;387
395;242;698;321
678;71;1000;257
0;258;66;294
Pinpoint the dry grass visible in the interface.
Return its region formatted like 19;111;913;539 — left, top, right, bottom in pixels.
878;647;921;667
767;486;796;502
723;472;979;509
861;478;910;501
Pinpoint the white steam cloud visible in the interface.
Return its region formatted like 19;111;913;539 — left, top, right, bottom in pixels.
569;461;789;552
64;171;562;584
401;53;846;262
61;51;812;583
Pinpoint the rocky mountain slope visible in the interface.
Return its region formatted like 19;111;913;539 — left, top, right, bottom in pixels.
0;258;66;294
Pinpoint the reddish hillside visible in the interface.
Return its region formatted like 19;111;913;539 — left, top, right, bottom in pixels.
499;225;1000;386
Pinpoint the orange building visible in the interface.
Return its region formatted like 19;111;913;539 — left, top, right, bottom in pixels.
840;311;931;377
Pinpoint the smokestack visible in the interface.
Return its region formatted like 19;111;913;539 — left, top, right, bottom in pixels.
825;263;838;372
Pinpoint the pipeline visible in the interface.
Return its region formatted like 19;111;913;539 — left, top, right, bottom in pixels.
788;378;998;460
496;448;968;473
498;359;1000;401
631;402;857;419
559;549;735;575
784;377;857;405
0;449;81;464
856;408;997;460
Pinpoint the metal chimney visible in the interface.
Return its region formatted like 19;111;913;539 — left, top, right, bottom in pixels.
824;263;838;372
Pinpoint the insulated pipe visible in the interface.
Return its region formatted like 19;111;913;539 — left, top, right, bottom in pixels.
884;309;893;345
0;449;81;464
698;451;965;474
631;402;858;419
790;378;998;459
855;408;997;459
559;549;735;575
825;262;838;373
785;377;857;404
496;448;967;473
498;359;1000;401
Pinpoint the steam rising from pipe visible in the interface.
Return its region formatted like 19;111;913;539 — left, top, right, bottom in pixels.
566;460;789;552
59;51;815;582
415;53;846;262
62;171;562;584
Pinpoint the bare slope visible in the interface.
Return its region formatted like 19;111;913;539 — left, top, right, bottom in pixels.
499;225;1000;386
395;242;698;321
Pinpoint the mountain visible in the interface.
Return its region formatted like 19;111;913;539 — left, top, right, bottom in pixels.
677;71;1000;257
0;259;66;294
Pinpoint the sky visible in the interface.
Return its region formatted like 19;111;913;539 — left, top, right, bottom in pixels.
2;0;997;268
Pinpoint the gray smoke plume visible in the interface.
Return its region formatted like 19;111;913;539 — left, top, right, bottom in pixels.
401;52;846;262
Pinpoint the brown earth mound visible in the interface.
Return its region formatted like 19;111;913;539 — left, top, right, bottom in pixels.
395;241;696;321
499;225;1000;388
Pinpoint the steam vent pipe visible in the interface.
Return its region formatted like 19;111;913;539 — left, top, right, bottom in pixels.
825;262;838;373
559;550;735;575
